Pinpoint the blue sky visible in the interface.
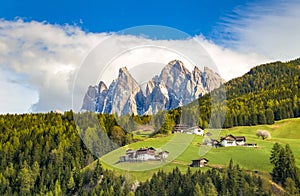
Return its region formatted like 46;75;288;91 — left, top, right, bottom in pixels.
0;0;252;38
1;0;300;113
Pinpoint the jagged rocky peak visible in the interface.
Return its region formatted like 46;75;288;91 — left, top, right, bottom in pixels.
118;66;129;75
81;85;99;111
81;60;225;115
145;80;155;96
192;66;202;81
160;60;190;81
98;81;107;93
166;60;187;70
116;66;139;91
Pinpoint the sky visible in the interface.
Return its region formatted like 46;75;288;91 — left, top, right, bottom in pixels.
0;0;300;114
0;0;250;37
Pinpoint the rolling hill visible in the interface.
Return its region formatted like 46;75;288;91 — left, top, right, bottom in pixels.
93;117;300;181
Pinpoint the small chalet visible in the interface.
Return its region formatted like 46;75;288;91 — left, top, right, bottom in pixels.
220;134;246;147
173;124;204;136
190;158;209;167
120;147;169;162
136;147;156;160
190;127;204;136
158;151;169;159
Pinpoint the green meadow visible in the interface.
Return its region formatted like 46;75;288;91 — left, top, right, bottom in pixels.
91;117;300;181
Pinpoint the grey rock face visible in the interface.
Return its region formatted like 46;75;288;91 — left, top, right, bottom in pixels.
81;60;224;115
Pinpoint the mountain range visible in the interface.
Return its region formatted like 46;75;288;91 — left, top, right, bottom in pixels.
81;60;224;115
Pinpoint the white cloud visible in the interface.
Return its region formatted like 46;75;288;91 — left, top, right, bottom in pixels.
0;19;105;113
219;0;300;61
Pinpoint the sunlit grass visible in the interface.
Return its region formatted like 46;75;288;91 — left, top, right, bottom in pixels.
85;117;300;181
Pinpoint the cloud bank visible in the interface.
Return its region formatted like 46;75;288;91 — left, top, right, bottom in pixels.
1;0;300;114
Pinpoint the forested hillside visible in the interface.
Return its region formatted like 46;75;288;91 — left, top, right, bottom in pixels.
0;112;132;195
157;58;300;133
222;58;300;128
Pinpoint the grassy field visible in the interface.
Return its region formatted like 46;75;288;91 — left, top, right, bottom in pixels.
90;117;300;181
101;133;194;171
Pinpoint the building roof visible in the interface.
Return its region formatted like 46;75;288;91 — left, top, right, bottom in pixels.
192;158;209;162
235;136;246;142
220;134;246;142
147;147;156;151
220;134;236;141
136;147;156;155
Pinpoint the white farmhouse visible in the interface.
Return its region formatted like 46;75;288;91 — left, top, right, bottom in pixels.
220;134;246;147
220;135;237;147
135;147;156;160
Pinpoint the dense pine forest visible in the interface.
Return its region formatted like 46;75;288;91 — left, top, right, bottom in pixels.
0;112;131;195
222;58;300;128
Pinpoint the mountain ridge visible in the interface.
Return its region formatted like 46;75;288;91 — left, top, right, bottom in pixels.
81;60;225;115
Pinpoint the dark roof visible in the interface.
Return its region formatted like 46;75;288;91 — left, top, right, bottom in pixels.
147;147;156;151
235;136;246;141
136;148;147;152
192;158;209;162
220;134;246;142
136;147;156;155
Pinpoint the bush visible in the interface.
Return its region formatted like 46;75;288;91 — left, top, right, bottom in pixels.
256;130;271;140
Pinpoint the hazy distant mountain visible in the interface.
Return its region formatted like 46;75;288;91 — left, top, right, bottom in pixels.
81;60;225;115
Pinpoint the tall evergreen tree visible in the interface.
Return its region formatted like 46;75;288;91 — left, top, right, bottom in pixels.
193;183;203;196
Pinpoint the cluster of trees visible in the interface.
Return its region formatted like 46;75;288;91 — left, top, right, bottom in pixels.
270;143;300;195
75;112;134;157
136;160;271;196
